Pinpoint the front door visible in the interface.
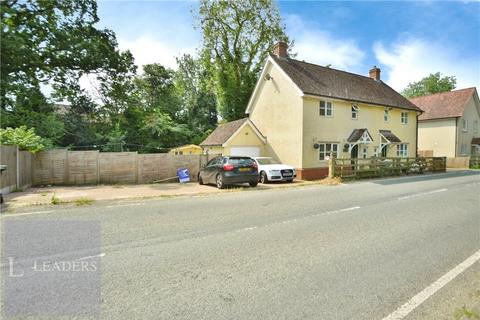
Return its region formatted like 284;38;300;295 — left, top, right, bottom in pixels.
381;145;387;158
351;145;358;158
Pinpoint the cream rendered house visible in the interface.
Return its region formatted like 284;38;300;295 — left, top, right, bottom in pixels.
201;42;421;180
411;87;480;157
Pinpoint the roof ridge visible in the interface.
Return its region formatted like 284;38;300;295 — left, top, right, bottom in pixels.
286;56;376;81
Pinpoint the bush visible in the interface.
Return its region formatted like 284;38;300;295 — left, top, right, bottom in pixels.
0;126;48;153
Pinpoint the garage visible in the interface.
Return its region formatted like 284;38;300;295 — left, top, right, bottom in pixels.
230;147;260;157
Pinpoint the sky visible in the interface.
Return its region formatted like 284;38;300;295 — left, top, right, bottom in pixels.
96;0;480;92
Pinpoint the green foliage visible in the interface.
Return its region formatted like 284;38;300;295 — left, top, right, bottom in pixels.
402;72;457;98
0;126;48;153
196;0;289;121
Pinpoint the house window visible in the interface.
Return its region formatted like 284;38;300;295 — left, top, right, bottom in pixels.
460;144;467;155
396;144;408;157
384;109;389;122
401;112;408;124
373;147;379;157
474;120;478;134
319;143;338;160
462;119;468;132
362;147;368;158
319;101;333;117
351;105;359;119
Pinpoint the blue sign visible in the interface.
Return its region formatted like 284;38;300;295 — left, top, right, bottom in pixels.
177;168;190;183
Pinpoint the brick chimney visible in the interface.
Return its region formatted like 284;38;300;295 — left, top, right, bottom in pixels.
273;41;288;58
369;66;381;81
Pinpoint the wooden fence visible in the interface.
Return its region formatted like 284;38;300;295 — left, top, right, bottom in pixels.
470;155;480;168
32;149;210;186
1;145;33;193
331;157;447;179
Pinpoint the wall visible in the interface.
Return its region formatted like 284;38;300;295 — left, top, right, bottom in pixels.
222;123;265;156
446;157;470;169
456;95;480;156
31;150;209;186
248;59;304;168
302;97;419;168
418;118;457;157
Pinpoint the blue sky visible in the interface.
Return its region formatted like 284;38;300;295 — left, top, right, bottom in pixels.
96;0;480;91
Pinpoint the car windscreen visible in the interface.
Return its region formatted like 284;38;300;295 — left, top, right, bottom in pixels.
228;158;255;166
256;158;279;165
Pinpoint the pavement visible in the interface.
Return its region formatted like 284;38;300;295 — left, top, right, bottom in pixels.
1;170;479;319
2;179;315;211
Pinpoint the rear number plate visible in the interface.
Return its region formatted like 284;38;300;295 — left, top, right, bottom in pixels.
239;168;250;172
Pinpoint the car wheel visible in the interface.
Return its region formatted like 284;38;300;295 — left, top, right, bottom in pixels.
249;181;258;187
260;171;268;184
198;174;204;185
216;174;224;189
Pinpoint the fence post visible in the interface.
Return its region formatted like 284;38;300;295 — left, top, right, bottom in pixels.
16;145;20;189
328;156;335;178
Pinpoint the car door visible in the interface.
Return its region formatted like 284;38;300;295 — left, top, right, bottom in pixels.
204;157;222;184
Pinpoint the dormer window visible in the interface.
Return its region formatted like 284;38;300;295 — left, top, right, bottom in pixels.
351;105;359;119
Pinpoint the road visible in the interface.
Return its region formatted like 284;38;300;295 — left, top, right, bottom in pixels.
1;171;479;319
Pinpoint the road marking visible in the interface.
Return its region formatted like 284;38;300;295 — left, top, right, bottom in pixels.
106;203;142;208
381;249;480;320
77;253;106;260
397;188;448;200
339;206;361;212
1;210;54;218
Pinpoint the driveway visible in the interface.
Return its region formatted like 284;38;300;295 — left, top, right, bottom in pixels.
1;170;479;319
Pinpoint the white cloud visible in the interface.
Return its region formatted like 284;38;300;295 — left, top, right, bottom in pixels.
118;36;196;71
373;38;480;91
285;14;365;71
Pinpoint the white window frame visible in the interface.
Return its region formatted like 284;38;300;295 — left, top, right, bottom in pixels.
462;119;468;132
474;120;478;134
373;147;379;157
351;105;359;120
460;144;467;155
401;112;408;124
318;143;338;160
384;109;389;122
396;144;408;157
319;101;333;117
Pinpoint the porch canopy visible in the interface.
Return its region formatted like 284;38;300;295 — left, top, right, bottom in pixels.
379;129;401;153
346;128;374;153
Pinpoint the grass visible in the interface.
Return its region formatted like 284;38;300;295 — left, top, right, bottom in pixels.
454;290;480;320
74;198;95;206
317;177;343;186
50;193;61;205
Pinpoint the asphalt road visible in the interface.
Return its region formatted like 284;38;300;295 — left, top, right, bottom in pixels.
1;171;479;319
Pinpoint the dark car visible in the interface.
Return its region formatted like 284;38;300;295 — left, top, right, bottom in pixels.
198;156;259;189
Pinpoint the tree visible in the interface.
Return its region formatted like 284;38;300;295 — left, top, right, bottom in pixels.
0;126;48;153
402;72;457;98
174;54;217;143
1;0;135;145
196;0;289;121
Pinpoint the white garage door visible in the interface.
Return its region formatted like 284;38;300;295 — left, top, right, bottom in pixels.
230;147;260;157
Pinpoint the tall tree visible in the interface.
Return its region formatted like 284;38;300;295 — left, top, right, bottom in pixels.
1;0;135;144
402;72;457;98
174;54;217;144
196;0;289;121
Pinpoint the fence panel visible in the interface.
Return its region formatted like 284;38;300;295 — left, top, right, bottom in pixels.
33;149;68;185
67;151;99;184
18;151;32;189
0;145;18;191
98;152;137;184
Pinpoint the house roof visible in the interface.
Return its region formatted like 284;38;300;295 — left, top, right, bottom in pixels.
200;118;248;146
380;130;402;143
170;144;202;151
347;129;373;143
269;54;422;112
410;87;477;121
